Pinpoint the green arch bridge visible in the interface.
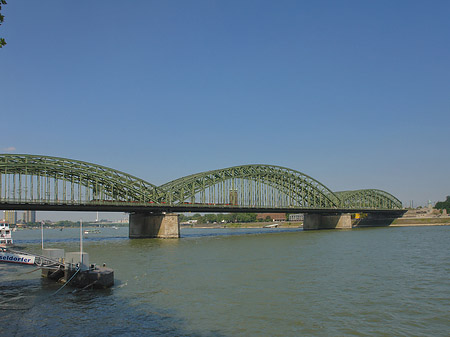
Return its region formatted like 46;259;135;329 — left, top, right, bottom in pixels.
0;154;405;237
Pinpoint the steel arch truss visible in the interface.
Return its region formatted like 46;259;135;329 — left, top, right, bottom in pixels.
0;154;403;211
0;154;159;204
158;165;341;209
335;189;403;209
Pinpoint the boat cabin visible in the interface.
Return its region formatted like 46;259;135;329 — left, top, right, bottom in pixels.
0;222;14;247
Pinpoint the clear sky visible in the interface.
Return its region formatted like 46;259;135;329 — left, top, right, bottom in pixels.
1;1;449;221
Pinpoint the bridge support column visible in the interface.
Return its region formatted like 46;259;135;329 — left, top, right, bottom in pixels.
353;212;398;227
129;213;180;239
303;213;352;230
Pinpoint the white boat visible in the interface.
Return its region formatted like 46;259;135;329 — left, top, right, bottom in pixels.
84;229;101;235
263;223;279;228
0;222;14;247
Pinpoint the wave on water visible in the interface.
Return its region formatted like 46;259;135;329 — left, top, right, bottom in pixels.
13;236;127;245
13;228;302;244
181;228;302;238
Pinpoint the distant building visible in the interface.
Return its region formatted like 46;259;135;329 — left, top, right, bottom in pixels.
256;213;286;221
4;210;17;224
180;219;198;226
229;190;238;205
289;213;304;221
24;210;36;224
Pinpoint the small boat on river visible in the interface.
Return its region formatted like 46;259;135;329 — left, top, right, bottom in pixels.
84;229;101;235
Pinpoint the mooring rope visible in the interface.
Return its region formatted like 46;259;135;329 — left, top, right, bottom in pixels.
52;267;81;296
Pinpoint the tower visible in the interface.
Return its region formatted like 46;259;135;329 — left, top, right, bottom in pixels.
4;210;17;224
24;210;36;223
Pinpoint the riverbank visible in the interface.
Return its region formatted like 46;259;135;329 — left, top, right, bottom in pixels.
391;216;450;227
188;217;450;229
390;223;450;227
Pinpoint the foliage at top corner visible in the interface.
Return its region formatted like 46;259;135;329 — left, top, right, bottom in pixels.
0;0;7;48
435;196;450;213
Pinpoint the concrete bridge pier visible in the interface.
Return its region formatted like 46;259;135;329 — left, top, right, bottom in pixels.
129;212;180;238
353;212;399;227
303;213;352;230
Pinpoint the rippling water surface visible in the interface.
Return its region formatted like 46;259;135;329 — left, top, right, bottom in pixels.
1;226;449;336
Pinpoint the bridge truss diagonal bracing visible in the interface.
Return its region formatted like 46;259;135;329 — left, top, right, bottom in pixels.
0;154;160;207
0;154;404;212
159;165;341;209
334;189;403;210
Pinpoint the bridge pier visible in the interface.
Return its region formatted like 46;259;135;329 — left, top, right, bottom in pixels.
353;212;398;227
129;212;180;239
303;213;352;230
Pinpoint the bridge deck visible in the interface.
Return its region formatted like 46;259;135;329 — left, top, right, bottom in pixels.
0;201;406;216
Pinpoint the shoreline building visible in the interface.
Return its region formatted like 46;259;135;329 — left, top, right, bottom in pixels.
229;190;238;205
256;213;286;222
3;210;17;224
288;214;304;222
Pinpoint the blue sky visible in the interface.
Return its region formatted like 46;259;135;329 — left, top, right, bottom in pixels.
1;1;449;220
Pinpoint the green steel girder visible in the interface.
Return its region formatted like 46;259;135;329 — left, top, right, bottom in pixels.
335;189;403;209
159;164;342;208
0;154;403;210
0;154;159;203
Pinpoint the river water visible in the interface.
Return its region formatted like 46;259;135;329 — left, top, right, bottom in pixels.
0;226;448;336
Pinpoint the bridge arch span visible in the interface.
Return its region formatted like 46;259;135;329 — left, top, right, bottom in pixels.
335;189;403;209
158;164;341;209
0;154;159;204
0;154;403;211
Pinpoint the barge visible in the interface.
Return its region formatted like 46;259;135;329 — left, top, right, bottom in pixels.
41;248;114;289
0;247;114;289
